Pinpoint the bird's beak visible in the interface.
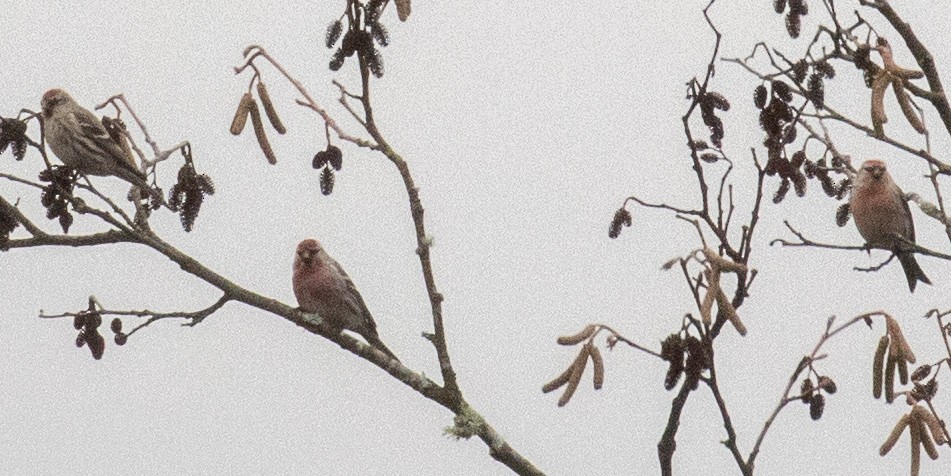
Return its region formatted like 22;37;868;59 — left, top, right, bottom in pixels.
299;249;314;263
872;169;884;179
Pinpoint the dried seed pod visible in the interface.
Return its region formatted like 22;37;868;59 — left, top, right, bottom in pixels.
885;353;897;403
320;166;335;195
75;332;86;348
881;413;911;456
809;393;825;420
892;80;925;134
912;408;940;460
835;203;851;227
800;378;815;402
248;100;277;164
230;92;253;135
911;364;932;382
73;313;86;330
114;332;128;346
715;288;747;336
86;331;105;360
557;324;596;346
817;376;837;394
558;344;592;407
754;85;768;109
590;345;605;390
256;82;286;135
110;318;122;334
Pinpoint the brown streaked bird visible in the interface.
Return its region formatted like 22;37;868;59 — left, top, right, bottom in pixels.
41;89;149;189
293;238;399;360
850;159;931;292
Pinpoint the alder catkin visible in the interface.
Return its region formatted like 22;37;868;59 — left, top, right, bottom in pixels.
557;324;596;346
248;99;277;165
918;405;947;445
590;345;605;390
873;335;888;399
542;366;573;394
871;74;890;135
885;353;897;404
715;289;747;336
558;344;591;407
257;82;287;135
700;268;719;325
230;92;253;135
395;0;411;21
892;80;926;134
886;316;916;363
911;414;922;476
880;413;910;456
912;409;939;460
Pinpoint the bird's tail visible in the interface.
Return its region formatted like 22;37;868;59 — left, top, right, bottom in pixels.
366;335;400;362
898;252;931;293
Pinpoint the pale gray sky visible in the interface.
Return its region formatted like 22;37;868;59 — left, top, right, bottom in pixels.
1;1;949;474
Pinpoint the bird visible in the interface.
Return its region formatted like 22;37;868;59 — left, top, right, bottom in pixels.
41;89;152;191
850;159;931;292
293;238;399;360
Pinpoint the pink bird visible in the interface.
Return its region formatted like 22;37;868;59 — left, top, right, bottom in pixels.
850;159;931;292
293;239;399;360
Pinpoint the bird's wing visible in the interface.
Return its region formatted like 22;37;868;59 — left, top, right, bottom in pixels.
330;259;379;335
898;187;916;242
70;109;144;178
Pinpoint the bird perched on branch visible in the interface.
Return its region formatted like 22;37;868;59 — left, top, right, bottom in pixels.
293;238;399;360
850;159;931;292
41;89;151;190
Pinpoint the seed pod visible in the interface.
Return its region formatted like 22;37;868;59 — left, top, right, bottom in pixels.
558;344;591;407
86;331;105;360
395;0;411;21
809;393;825;420
248;99;277;165
73;314;86;330
885;353;897;403
75;332;86;348
256;82;286;135
873;335;888;399
557;324;596;346
881;413;910;456
110;318;123;334
893;80;925;134
114;332;128;346
230;92;253;135
912;408;940;460
590;345;604;390
817;376;837;394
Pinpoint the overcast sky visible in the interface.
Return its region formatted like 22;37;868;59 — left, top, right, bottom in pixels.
1;1;950;474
